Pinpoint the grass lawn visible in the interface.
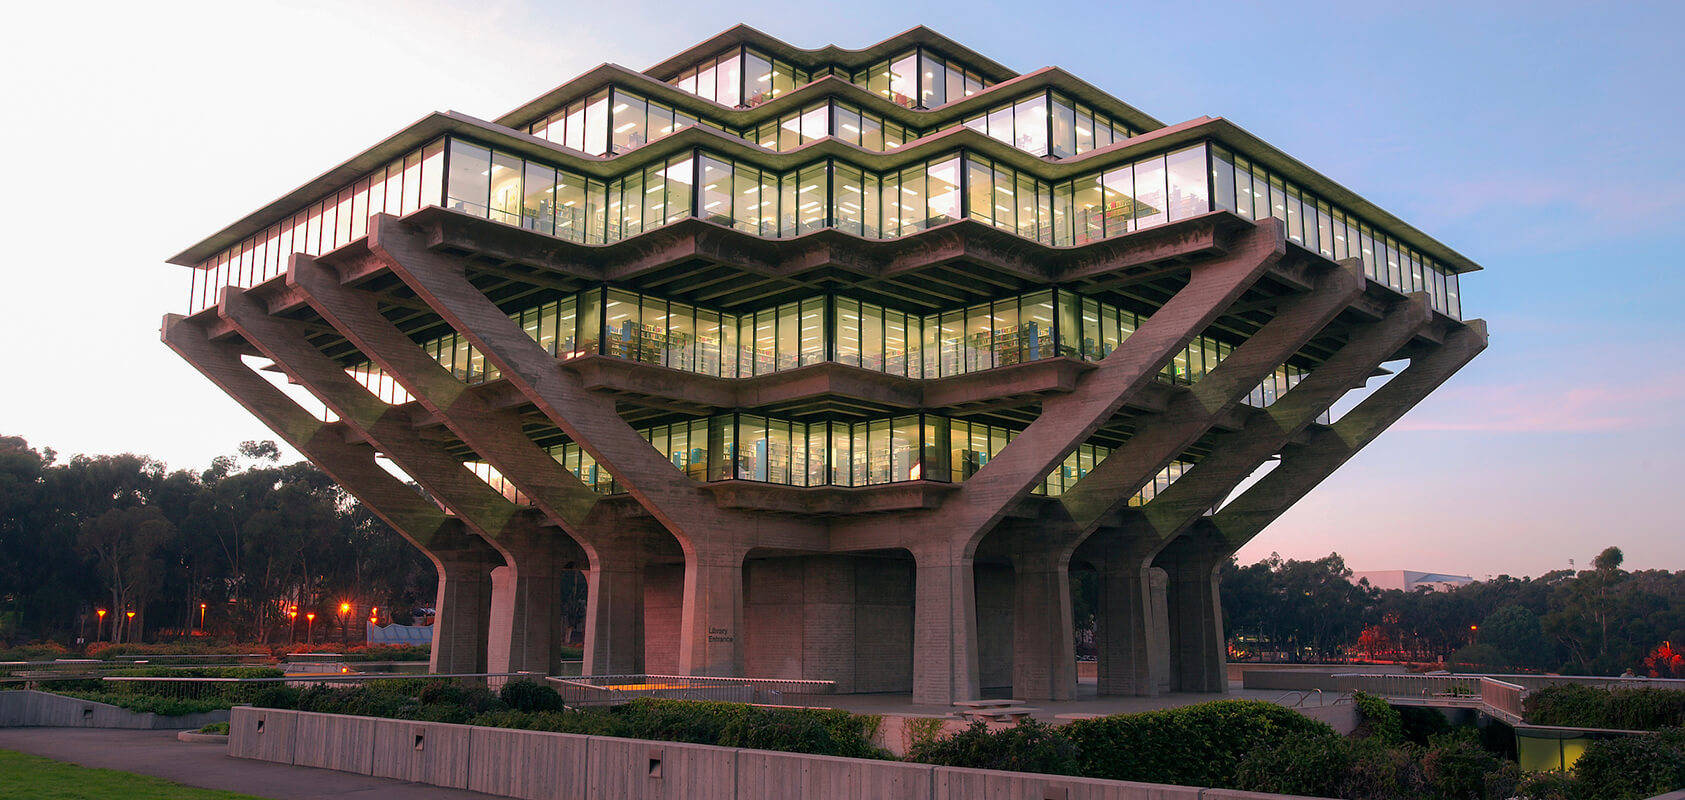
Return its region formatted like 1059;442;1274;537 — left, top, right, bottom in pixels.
0;750;267;800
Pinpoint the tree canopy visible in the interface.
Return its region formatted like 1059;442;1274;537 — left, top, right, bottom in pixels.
0;435;436;645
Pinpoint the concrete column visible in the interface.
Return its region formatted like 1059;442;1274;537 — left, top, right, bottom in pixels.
1011;552;1076;700
678;548;746;677
432;556;496;674
486;533;572;676
1157;535;1227;693
911;547;981;705
1148;567;1171;694
584;555;646;676
1095;558;1156;696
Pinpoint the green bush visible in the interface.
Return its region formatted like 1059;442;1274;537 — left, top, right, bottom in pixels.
498;679;566;713
1525;684;1685;731
1232;732;1352;797
1340;738;1428;800
54;691;229;717
1061;700;1338;788
905;719;1080;775
1352;692;1406;745
1571;727;1685;800
1398;705;1453;744
1512;770;1578;800
1420;730;1516;800
467;708;619;736
197;722;230;735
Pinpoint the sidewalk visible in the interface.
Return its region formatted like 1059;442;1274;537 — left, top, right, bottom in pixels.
0;728;502;800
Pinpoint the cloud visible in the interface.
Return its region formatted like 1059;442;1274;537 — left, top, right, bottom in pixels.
1396;371;1685;433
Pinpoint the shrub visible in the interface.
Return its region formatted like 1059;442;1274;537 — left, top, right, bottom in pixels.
1571;727;1685;800
197;722;230;735
468;708;618;736
1525;684;1685;731
1512;770;1578;800
55;691;229;717
1398;705;1453;744
1061;700;1338;788
1420;730;1515;800
1232;733;1351;797
1352;692;1406;745
498;679;566;712
906;719;1080;776
1340;738;1427;800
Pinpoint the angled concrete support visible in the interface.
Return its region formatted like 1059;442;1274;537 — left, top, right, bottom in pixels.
924;221;1289;550
216;289;580;675
288;255;655;676
1059;258;1365;533
365;214;824;677
1137;294;1436;541
160;314;499;674
1208;319;1490;551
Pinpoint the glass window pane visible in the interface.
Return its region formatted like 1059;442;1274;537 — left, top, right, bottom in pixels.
445;140;491;218
1015;94;1048;156
1165;145;1209;221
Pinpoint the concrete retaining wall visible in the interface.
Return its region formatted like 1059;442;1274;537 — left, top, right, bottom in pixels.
225;706;1331;799
0;689;227;730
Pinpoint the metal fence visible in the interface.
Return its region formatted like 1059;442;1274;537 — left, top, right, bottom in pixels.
1332;673;1526;724
90;671;541;701
546;674;836;708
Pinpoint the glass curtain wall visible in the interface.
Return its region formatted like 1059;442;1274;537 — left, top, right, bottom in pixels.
669;46;812;107
854;48;993;108
188;139;445;314
192;139;1464;324
534;410;1188;499
746;100;915;152
525;88;704;156
1209;145;1461;318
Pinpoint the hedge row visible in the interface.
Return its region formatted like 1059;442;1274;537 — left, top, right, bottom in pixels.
1524;684;1685;731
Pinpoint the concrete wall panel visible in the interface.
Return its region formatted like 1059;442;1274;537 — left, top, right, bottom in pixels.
371;719;473;788
228;707;298;764
588;736;737;800
738;749;934;800
936;766;1205;800
292;711;376;774
467;726;589;800
975;563;1015;690
855;558;914;692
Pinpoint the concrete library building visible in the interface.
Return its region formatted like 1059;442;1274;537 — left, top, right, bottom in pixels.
163;25;1484;705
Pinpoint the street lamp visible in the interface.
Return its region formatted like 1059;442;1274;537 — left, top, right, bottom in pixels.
305;612;316;644
288;607;298;644
96;609;107;642
339;602;351;646
125;610;136;643
198;602;207;632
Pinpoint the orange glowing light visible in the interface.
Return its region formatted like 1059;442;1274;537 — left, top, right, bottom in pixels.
306;612;315;622
96;609;107;619
339;602;351;615
125;611;135;620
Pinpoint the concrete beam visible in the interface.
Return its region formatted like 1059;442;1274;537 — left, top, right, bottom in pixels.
216;288;579;676
160;314;498;674
1058;258;1366;535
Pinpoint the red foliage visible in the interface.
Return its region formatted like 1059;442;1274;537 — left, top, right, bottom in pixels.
1641;641;1685;678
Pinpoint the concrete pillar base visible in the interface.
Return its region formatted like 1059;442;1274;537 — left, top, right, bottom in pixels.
432;557;497;675
1011;556;1076;701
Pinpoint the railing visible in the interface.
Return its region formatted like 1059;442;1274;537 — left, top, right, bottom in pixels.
1332;673;1525;724
1481;677;1526;723
546;674;835;708
97;671;541;700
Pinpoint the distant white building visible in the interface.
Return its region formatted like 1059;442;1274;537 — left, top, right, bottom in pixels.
1351;570;1474;592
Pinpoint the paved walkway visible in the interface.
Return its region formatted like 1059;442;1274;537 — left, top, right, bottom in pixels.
0;728;502;800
